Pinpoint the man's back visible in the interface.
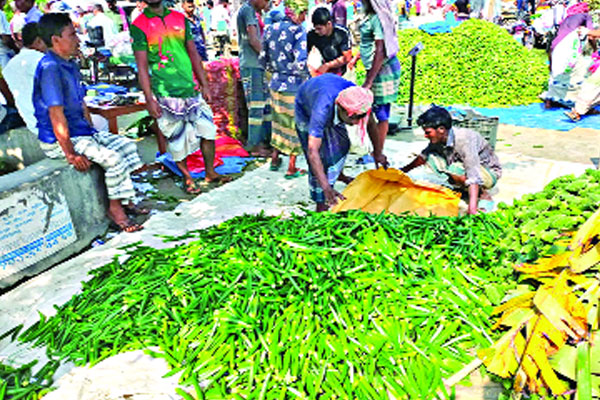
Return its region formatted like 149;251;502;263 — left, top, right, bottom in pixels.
4;48;44;134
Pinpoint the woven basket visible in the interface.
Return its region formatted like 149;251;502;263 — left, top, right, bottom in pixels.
453;115;499;150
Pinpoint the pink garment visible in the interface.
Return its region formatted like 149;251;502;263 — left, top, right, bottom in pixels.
335;86;374;142
567;2;589;16
371;0;400;58
589;51;600;74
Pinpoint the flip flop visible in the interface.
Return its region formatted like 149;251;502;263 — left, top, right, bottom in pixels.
284;170;307;179
564;110;581;122
270;159;282;171
110;219;144;233
183;181;202;194
125;203;150;216
205;174;233;184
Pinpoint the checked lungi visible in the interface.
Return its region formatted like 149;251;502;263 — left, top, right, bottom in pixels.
156;95;217;162
40;131;143;203
372;56;401;106
241;67;271;147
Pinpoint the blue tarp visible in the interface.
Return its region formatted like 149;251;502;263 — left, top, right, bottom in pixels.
419;14;463;35
157;153;254;179
473;103;600;131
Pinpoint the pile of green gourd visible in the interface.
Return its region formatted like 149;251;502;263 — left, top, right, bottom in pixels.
356;19;548;107
3;168;600;399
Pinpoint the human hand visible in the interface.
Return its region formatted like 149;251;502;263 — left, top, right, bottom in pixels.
201;86;212;103
323;186;345;207
146;98;162;119
373;153;389;169
66;153;91;171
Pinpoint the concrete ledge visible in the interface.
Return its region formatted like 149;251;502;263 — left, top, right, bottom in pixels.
0;127;45;169
0;158;109;288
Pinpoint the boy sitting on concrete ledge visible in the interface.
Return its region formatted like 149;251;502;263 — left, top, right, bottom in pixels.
33;13;147;233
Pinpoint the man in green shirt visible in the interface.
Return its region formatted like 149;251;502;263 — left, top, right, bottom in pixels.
131;0;231;194
237;0;271;157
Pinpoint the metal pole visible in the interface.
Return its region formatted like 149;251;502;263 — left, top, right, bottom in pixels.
407;53;417;127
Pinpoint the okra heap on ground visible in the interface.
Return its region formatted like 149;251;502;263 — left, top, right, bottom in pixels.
4;169;600;399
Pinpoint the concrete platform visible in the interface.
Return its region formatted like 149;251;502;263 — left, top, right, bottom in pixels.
0;159;109;288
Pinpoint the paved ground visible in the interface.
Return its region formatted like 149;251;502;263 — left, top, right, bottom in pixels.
1;115;597;399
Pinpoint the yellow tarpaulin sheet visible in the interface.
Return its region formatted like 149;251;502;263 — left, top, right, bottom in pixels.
331;168;461;217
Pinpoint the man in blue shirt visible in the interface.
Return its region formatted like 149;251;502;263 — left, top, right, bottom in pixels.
33;13;146;233
295;73;388;211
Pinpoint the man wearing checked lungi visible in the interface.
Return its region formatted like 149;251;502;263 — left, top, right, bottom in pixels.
295;74;389;211
33;13;146;233
132;0;231;194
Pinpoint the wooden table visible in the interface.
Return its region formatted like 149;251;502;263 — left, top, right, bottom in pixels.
86;102;147;134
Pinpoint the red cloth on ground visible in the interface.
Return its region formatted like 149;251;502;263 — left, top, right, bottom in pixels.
185;134;249;173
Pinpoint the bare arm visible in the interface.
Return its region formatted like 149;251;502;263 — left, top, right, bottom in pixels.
317;50;353;74
247;24;261;55
468;183;480;214
0;77;15;108
134;49;162;119
185;39;211;102
363;39;385;90
401;155;426;173
49;105;91;171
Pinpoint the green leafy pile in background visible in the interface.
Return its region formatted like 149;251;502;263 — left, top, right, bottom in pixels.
357;19;548;107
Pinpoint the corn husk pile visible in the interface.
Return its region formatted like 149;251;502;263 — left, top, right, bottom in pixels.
480;207;600;398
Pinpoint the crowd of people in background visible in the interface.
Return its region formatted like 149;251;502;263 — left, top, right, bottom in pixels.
0;0;596;225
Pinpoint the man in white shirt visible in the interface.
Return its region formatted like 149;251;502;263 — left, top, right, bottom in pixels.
87;4;118;45
3;22;45;135
4;22;108;135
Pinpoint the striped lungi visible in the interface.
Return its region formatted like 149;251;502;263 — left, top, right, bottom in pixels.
427;154;498;190
240;67;271;147
156;95;217;162
372;56;401;106
270;89;302;156
40;131;142;203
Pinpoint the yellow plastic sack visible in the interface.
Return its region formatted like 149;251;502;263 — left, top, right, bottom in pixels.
331;168;461;217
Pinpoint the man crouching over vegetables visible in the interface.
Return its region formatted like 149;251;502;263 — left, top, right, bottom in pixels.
401;106;502;215
295;74;389;212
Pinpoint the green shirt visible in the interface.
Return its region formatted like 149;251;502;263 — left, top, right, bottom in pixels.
131;8;197;98
359;13;384;70
236;2;261;69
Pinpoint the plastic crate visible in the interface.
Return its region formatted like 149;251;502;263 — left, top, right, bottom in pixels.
453;115;499;150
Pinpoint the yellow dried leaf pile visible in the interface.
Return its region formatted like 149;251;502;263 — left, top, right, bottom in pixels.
479;208;600;396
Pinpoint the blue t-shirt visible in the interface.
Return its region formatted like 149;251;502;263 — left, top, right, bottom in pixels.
33;51;95;144
295;73;354;166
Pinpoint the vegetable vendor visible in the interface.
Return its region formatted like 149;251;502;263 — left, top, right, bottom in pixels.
295;74;388;212
401;106;502;215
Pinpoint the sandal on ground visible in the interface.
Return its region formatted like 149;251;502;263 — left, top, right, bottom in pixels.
270;159;282;171
183;181;202;194
564;110;581;122
205;174;233;184
109;219;144;233
125;203;150;216
284;169;307;180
